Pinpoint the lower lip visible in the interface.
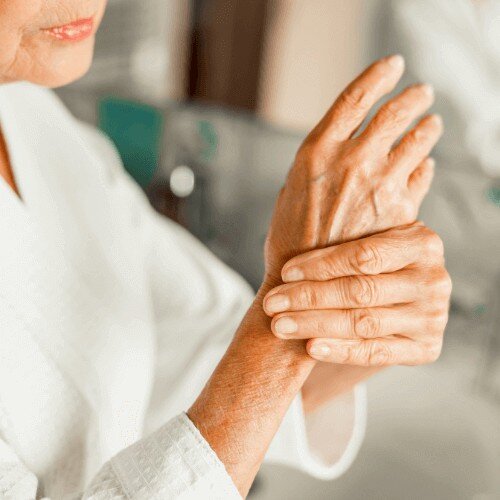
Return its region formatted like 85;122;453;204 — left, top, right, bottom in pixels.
43;17;95;42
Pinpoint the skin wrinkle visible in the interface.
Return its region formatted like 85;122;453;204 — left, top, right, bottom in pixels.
266;224;450;372
0;8;451;496
2;37;26;82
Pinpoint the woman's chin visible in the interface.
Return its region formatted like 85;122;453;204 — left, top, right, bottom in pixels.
29;37;97;88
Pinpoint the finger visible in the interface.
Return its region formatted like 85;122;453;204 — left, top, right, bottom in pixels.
312;54;405;142
281;224;442;282
388;114;443;177
360;83;435;153
306;337;442;366
263;272;420;315
408;158;435;206
271;305;430;340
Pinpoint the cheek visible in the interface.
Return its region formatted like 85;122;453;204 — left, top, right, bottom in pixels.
0;0;42;21
0;0;42;81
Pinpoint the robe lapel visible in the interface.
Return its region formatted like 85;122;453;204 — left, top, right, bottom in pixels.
0;83;155;457
0;167;102;415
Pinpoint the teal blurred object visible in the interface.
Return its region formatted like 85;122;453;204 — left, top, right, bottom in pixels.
486;186;500;208
98;97;164;187
197;120;218;163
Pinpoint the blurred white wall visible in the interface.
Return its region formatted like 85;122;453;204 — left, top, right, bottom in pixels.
258;0;364;130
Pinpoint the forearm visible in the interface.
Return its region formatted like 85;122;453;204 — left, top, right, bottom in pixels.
188;54;444;496
188;283;316;497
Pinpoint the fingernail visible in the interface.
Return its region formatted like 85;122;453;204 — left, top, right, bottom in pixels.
387;54;404;69
431;114;443;127
265;294;291;314
274;317;298;336
282;267;304;282
309;343;332;359
420;83;434;97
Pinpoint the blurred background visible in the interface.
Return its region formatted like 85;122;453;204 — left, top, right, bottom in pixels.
56;1;500;498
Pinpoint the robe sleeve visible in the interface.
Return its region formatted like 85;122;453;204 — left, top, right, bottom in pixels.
0;417;240;499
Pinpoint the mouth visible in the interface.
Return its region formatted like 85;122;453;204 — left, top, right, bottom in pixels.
42;17;95;42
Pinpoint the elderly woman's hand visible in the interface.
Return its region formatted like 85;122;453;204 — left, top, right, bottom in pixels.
264;55;443;286
263;223;451;366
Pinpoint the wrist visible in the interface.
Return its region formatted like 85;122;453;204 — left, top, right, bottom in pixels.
188;276;316;495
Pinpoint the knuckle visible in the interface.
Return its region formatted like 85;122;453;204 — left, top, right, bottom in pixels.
296;139;330;175
297;138;324;161
425;341;443;364
344;150;372;175
353;242;384;275
435;311;450;332
379;177;400;199
433;269;452;297
352;310;381;339
348;276;377;307
382;101;406;124
295;142;309;163
424;311;448;336
423;230;445;257
295;142;312;163
400;202;417;221
301;285;319;309
339;86;372;111
318;255;341;281
336;343;355;363
404;131;423;150
365;342;392;366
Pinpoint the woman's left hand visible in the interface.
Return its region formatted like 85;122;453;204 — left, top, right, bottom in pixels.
263;223;451;366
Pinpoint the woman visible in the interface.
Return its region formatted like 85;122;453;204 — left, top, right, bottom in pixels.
0;1;450;499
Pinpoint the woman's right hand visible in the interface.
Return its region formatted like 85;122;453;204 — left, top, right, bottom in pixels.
264;55;443;286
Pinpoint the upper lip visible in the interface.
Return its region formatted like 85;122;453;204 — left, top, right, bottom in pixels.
42;14;95;31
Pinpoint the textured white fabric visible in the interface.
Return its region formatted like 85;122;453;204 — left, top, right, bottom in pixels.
0;81;365;499
84;414;241;500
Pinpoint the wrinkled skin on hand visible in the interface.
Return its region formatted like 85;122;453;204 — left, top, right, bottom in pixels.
265;55;442;285
189;56;445;496
265;223;452;367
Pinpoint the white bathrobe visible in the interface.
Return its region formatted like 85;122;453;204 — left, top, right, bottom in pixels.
0;82;365;499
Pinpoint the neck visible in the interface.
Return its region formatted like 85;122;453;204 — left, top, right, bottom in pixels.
0;129;18;194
